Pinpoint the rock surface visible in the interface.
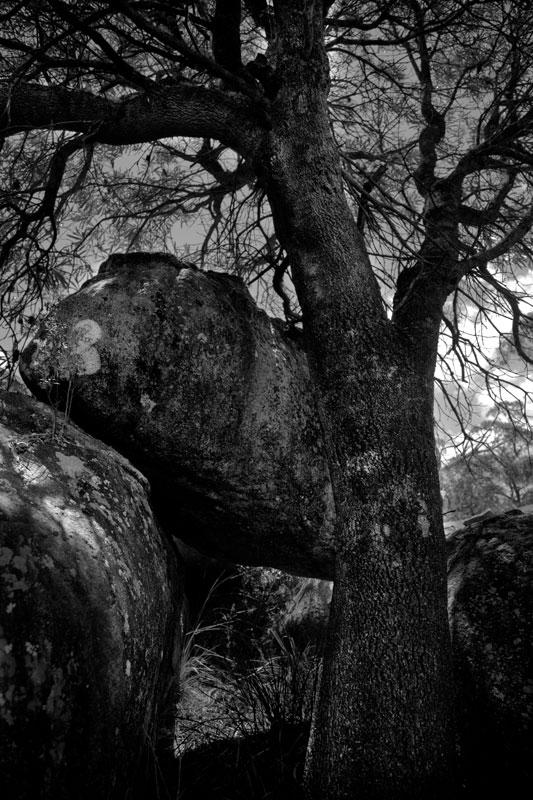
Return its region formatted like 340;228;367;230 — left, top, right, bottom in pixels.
18;252;532;792
281;577;332;646
20;252;336;578
447;510;533;796
0;391;183;799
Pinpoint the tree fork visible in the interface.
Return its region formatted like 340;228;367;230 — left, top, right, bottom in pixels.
263;2;457;796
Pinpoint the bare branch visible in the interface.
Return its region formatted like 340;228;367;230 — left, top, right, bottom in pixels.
112;0;263;101
462;204;533;271
45;0;156;91
476;265;533;365
458;168;519;227
244;0;275;39
410;1;446;196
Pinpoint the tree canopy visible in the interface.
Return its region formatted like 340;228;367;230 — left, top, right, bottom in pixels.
442;400;533;517
1;0;533;428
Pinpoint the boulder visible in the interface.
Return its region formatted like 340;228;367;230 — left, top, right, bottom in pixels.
281;577;332;646
447;510;533;796
18;251;532;792
0;391;183;799
20;252;336;578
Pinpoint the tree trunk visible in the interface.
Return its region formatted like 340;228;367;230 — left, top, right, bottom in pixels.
303;373;456;800
258;5;456;796
273;186;456;799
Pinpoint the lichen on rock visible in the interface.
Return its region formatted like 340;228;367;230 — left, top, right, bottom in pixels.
20;252;336;578
0;391;183;800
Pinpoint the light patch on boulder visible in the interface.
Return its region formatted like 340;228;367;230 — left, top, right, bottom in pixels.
55;452;86;479
140;394;156;414
40;497;102;555
83;277;117;295
0;487;23;516
11;453;53;487
70;319;102;376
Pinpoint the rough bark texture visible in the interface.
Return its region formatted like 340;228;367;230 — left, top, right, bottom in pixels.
0;391;183;800
448;510;533;797
20;253;336;578
0;80;264;155
253;6;455;797
237;511;533;796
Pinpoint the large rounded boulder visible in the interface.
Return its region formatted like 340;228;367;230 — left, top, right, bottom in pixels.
447;510;533;796
0;391;183;799
20;252;336;578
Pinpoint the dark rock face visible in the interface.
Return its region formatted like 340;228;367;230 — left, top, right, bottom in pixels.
20;253;336;578
0;391;183;799
279;577;332;647
447;510;533;796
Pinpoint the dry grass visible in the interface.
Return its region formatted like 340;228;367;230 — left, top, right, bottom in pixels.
172;576;323;799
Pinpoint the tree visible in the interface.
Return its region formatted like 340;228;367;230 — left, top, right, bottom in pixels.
441;401;533;517
2;2;533;797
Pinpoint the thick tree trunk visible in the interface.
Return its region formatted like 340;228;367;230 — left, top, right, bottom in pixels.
258;5;456;797
303;381;455;800
296;306;456;798
274;196;456;799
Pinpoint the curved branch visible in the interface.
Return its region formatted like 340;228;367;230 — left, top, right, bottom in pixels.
244;0;274;39
458;168;518;227
0;80;265;157
45;0;155;92
410;0;446;196
462;204;533;271
113;0;262;101
477;265;533;366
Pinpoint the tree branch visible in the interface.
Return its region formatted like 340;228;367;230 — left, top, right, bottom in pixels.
112;0;262;101
458;168;519;227
476;266;533;366
45;0;155;91
410;0;446;196
213;0;242;73
462;204;533;271
0;80;265;156
244;0;274;39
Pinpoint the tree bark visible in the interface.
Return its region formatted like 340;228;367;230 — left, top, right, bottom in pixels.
0;80;263;155
257;3;456;797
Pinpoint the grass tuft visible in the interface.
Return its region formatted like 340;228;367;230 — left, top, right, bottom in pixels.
172;572;325;799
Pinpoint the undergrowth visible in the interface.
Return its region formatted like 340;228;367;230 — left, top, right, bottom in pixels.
173;571;325;800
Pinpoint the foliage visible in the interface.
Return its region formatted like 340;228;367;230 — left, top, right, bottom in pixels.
2;1;533;433
441;401;533;517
